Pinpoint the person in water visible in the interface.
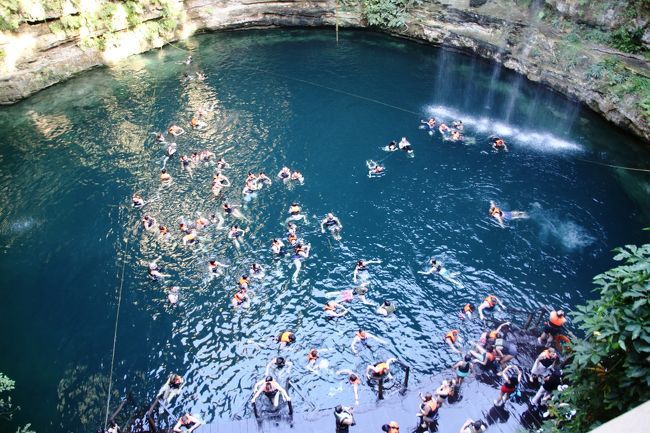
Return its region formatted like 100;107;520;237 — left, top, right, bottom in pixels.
420;117;436;133
385;140;399;151
291;243;311;283
168;124;185;137
460;419;487;433
265;356;293;380
470;343;498;367
377;300;395;316
478;294;505;320
452;120;464;131
366;357;397;380
250;263;265;279
444;329;462;354
450;130;463;142
336;369;362;404
167;286;179;304
271;238;285;256
334;405;355;432
182;229;198;246
382;421;400;433
461;303;475;320
351;329;386;354
439;123;450;135
366;160;385;177
160;169;172;184
321;213;343;240
290;171;305;184
489;201;528;228
286;202;307;224
228;225;246;249
324;300;349;318
251;376;291;409
417;392;440;431
418;258;463;287
143;215;157;231
398;137;413;153
277;331;296;348
147;257;170;281
132;194;145;208
492;137;508;152
278;167;291;181
494;364;522;406
353;259;381;283
157;373;183;403
452;354;474;385
538;309;567;347
231;287;251;308
173;413;202;433
208;259;229;277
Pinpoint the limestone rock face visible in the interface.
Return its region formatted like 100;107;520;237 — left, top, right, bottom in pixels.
0;0;648;142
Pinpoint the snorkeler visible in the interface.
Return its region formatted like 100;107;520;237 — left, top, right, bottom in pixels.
377;300;395;316
251;376;291;409
353;259;381;283
291;243;311;283
351;329;386;354
168;124;185;137
444;329;462;354
366;160;385;177
324;300;349;318
478;294;505;320
320;213;342;240
489;201;528;228
336;369;362;404
228;225;246;249
143;215;157;231
286;202;308;224
492;137;508;152
265;356;294;380
418;258;463;287
366;357;397;380
132;194;145;208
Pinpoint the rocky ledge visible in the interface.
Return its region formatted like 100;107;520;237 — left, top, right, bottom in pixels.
0;0;648;142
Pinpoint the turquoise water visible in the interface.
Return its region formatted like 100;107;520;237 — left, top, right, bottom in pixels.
0;29;648;432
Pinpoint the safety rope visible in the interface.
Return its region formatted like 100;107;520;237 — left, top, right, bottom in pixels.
574;157;650;173
104;212;130;430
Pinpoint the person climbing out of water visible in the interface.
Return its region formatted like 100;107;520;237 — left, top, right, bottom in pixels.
491;137;508;152
538;309;567;347
452;120;464;131
366;357;397;380
489;201;528;228
324;300;350;318
336;369;362;404
479;322;510;347
470;343;498;367
366;160;385;177
321;213;343;240
377;300;395;316
334;404;355;432
494;365;522;406
208;259;229;277
157;373;183;403
444;330;462;354
277;331;296;348
167;286;179;304
278;166;291;181
461;303;475;320
251;376;291;409
272;238;285;256
353;259;381;283
132;194;145;208
231;286;251;308
398;137;413;154
460;419;487;433
286;202;308;224
452;354;474;385
265;356;293;380
418;258;463;287
291;243;311;283
416;392;440;431
478;294;505;320
173;413;202;433
531;347;559;380
351;329;386;354
160;169;172;184
382;421;400;433
228;225;246;249
168;124;185;137
143;215;157;231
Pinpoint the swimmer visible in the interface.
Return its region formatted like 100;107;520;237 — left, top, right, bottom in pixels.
271;238;285;256
306;348;320;371
353;283;374;305
290;171;304;184
452;120;464;131
444;329;462;354
178;222;191;235
492;137;508;152
190;117;205;130
168;124;185;137
222;202;249;222
286;202;307;224
376;300;395;316
228;225;246;249
278;167;291;181
398;137;413;154
420;117;437;134
478;294;505;320
439;123;450;135
277;331;296;348
287;222;297;236
209;213;226;230
158;225;170;240
242;180;260;197
452;354;474;385
366;357;397;380
216;157;230;170
132;194;145;208
173;413;202;433
351;329;386;354
182;229;198;246
320;213;342;240
154;132;166;143
291;243;311;283
208;259;229;276
167;286;180;304
251;376;291;409
353;259;381;283
250;263;265;279
337;370;362;404
157;373;183;403
366;160;385;177
231;287;251;308
195;215;210;229
143;215;157;231
199;150;214;162
418;258;463;287
165;142;177;158
324;300;349;318
258;171;272;186
450;130;463;142
196;72;206;81
147;257;169;281
461;303;475;320
489;201;528;228
179;155;193;176
384;140;399;151
265;356;294;380
184;55;192;65
160;169;172;184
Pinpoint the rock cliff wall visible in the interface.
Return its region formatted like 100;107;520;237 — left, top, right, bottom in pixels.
0;0;648;142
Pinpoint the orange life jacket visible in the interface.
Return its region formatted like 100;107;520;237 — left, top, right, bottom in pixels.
233;291;246;303
484;296;497;307
324;304;336;311
307;351;318;362
488;330;499;340
549;311;566;327
290;205;300;214
374;362;389;375
463;304;473;313
279;332;293;343
445;330;458;343
424;399;438;413
485;351;496;362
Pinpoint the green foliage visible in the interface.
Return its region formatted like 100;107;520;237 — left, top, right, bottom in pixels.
361;0;421;28
610;27;645;54
543;242;650;432
0;372;19;425
0;0;21;31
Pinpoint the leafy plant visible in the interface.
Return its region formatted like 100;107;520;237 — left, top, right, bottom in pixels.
361;0;421;28
543;240;650;432
610;27;644;54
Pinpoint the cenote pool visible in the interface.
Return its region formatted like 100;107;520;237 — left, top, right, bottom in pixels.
0;29;649;433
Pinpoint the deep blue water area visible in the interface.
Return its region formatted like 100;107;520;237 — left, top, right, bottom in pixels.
0;29;648;433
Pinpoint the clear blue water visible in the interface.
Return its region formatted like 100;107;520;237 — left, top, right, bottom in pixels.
0;29;648;433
